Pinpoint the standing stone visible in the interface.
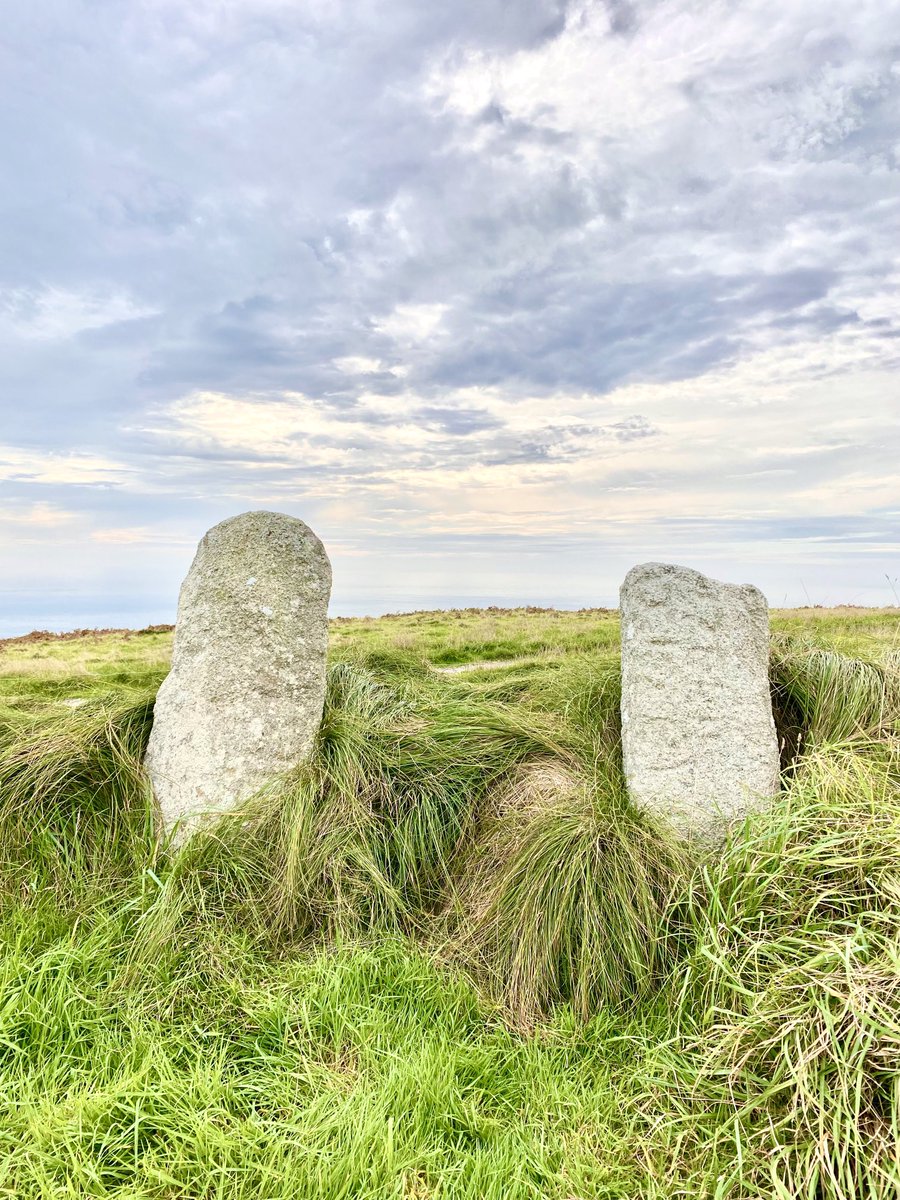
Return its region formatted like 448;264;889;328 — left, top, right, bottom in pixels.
620;562;780;842
145;511;331;837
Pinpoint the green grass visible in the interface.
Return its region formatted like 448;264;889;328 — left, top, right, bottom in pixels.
0;629;170;727
0;928;646;1199
330;607;621;667
1;607;899;1197
644;741;900;1197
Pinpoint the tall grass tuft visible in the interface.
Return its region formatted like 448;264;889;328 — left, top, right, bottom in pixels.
454;756;691;1023
0;696;157;906
771;639;900;755
643;740;900;1198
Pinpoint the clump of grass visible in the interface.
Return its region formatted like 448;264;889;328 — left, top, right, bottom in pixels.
771;639;900;754
535;654;622;751
0;696;157;904
333;642;433;680
447;653;691;1023
454;752;691;1023
642;740;900;1198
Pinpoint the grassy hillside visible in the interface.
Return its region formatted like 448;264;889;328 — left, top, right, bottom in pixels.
0;608;898;1198
3;604;897;720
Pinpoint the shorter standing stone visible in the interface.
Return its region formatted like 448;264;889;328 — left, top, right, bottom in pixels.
620;562;780;842
145;511;331;837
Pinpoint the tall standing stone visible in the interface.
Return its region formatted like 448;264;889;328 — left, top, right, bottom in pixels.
145;511;331;837
620;562;780;842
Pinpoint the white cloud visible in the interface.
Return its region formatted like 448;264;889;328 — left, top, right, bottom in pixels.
374;303;449;345
0;502;76;528
333;355;383;374
89;527;196;545
0;287;156;341
0;446;131;486
129;343;898;545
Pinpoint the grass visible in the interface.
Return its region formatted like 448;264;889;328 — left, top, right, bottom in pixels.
1;606;899;1197
0;629;170;727
0;929;644;1199
644;741;900;1197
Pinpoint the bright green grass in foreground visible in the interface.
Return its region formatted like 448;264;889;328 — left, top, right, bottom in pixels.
1;608;899;1198
0;930;643;1199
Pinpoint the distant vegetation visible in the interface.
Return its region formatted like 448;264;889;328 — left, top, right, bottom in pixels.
0;606;898;1197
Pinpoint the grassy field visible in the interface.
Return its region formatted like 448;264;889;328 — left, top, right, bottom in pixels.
0;607;899;1198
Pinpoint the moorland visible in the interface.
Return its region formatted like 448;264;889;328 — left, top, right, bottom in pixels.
0;605;898;1198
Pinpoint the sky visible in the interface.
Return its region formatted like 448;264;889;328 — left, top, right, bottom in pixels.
1;0;899;633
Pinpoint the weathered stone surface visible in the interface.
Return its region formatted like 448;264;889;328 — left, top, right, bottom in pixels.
620;562;780;842
145;511;331;836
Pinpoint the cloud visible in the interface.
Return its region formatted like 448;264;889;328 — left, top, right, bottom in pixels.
0;502;77;530
0;446;131;487
89;526;195;545
1;0;899;629
0;287;156;341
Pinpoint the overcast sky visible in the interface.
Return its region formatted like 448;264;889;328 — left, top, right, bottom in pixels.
2;0;899;632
